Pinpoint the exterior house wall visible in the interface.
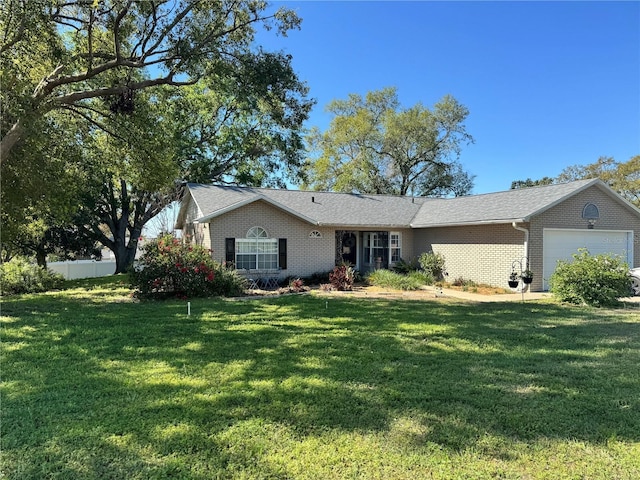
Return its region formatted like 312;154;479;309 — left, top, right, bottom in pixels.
396;228;415;264
413;223;527;288
181;194;207;247
530;186;640;290
206;200;336;279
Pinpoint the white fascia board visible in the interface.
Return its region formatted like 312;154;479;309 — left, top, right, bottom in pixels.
410;218;527;228
175;191;201;229
318;223;413;229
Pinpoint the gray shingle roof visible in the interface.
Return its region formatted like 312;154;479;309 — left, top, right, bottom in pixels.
187;184;428;227
410;178;600;226
180;178;630;229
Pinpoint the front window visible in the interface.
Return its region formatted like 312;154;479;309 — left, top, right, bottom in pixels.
390;232;401;264
363;231;401;266
236;227;278;270
364;232;386;265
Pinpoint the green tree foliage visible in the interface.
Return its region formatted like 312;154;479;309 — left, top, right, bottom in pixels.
510;177;555;189
1;0;313;272
510;155;639;208
0;0;303;159
0;111;95;263
302;87;474;196
549;249;632;307
557;155;640;207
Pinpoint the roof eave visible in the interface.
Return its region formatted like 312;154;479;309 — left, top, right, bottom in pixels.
318;223;414;229
410;218;528;228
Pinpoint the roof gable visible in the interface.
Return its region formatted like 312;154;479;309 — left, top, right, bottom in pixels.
411;178;603;227
182;183;427;228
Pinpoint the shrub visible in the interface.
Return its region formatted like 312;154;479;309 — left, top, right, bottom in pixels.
549;249;631;307
306;270;331;285
408;270;434;286
451;276;477;288
329;264;356;291
288;278;305;293
366;269;424;291
391;258;420;274
132;234;246;298
0;257;65;295
418;252;446;280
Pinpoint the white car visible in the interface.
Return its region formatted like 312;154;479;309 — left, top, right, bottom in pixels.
631;268;640;296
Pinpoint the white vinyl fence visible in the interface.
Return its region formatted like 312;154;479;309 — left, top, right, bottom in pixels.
48;260;117;280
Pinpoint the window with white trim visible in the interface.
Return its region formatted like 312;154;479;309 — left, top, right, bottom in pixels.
235;227;278;270
390;232;401;264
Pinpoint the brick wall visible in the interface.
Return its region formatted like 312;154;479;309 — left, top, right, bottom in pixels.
412;185;640;291
206;200;335;279
530;186;640;290
413;223;526;288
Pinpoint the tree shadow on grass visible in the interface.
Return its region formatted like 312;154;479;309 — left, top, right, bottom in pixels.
2;293;640;478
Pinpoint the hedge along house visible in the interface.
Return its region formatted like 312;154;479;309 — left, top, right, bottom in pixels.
175;179;640;291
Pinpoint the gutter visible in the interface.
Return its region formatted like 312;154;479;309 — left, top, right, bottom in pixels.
512;222;529;268
410;218;527;229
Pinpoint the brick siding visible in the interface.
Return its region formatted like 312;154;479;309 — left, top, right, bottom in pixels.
530;187;640;290
413;186;640;291
413;223;526;289
205;200;336;279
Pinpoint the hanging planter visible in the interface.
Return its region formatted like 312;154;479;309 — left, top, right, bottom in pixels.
508;272;519;288
521;269;533;284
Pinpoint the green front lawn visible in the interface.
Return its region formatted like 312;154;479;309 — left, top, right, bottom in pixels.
2;279;640;479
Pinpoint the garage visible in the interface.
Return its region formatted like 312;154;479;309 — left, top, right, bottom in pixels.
542;229;634;290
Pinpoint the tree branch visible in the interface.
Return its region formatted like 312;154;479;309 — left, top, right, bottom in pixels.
53;75;197;107
0;5;27;54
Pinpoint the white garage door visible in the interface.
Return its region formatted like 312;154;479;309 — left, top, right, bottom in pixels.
543;229;634;290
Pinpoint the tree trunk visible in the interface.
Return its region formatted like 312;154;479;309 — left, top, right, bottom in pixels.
35;248;47;269
1;119;25;163
113;242;137;274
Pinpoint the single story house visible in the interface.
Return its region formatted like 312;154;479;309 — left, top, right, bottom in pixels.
175;178;640;291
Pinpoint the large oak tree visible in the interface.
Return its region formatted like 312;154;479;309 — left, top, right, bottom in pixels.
1;0;313;272
302;87;475;196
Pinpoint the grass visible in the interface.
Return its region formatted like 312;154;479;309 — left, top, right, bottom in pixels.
2;277;640;479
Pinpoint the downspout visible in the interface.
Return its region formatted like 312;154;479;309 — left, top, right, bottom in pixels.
512;222;529;268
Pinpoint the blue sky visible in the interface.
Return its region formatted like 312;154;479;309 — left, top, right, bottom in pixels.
256;1;640;194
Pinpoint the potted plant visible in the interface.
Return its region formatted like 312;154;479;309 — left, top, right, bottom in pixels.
521;269;533;284
508;271;520;288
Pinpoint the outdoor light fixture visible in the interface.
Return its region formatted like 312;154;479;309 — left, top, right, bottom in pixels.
582;203;599;229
